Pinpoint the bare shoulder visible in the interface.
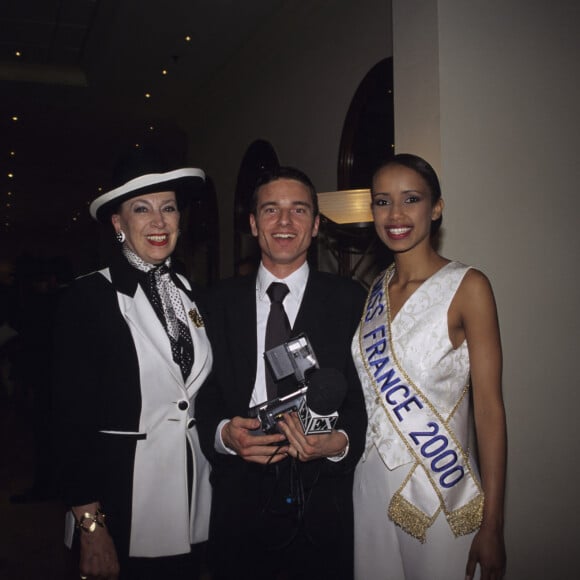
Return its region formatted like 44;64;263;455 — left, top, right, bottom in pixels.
459;268;494;297
456;267;498;318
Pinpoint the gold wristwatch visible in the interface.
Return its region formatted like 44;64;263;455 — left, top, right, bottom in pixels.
77;509;106;533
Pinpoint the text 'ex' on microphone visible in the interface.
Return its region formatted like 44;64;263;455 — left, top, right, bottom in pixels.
299;367;348;435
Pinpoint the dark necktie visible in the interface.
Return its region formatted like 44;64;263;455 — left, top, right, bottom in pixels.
265;282;291;400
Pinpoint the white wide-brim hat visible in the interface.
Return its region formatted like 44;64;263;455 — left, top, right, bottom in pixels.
90;167;205;223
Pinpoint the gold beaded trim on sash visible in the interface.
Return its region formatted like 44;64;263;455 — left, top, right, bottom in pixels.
388;482;483;543
448;494;484;537
359;265;484;541
386;464;437;543
388;492;436;543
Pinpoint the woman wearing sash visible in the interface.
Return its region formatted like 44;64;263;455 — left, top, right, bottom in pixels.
352;154;506;579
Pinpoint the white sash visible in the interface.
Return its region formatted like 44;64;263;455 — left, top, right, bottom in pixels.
358;267;483;542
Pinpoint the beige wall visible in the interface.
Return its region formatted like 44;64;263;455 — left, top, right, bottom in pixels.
182;0;392;276
394;1;580;577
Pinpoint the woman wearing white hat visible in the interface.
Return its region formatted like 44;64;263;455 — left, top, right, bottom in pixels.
53;149;213;579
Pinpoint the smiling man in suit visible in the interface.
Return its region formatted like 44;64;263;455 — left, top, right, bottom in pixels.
196;166;367;580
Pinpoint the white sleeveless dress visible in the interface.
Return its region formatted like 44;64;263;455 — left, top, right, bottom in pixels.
352;262;481;580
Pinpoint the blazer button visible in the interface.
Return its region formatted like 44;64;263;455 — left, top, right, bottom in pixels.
178;400;189;411
187;419;196;429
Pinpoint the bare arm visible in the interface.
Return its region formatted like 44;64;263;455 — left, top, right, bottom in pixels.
454;270;507;580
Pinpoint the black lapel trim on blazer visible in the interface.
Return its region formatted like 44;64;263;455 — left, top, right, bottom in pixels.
108;250;140;297
108;250;195;303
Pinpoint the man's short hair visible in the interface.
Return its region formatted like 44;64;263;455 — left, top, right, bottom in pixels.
251;166;319;217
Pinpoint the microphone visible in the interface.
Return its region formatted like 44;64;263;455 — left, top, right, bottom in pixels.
306;368;347;415
299;368;348;435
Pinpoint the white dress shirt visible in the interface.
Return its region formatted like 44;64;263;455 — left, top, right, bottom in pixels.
250;261;309;407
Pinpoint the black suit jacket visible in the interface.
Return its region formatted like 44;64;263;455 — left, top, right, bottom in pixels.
196;269;367;574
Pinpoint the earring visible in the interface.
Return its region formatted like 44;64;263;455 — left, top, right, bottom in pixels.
116;230;126;243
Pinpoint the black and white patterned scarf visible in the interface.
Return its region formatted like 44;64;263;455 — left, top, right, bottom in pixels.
123;246;194;380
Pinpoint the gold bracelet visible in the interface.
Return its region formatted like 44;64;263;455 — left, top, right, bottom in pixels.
76;509;106;533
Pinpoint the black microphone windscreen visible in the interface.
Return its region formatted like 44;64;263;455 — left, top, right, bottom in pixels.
306;368;348;416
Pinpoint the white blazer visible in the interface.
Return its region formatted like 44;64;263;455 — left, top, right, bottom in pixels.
99;268;213;556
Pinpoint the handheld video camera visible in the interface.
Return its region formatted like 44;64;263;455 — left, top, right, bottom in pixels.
248;333;318;434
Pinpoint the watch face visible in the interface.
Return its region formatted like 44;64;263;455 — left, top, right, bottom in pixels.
78;510;105;533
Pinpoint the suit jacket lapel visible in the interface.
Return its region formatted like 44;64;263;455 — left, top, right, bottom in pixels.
118;287;183;384
179;288;212;393
107;253;183;385
293;270;329;335
239;276;258;400
218;275;258;409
